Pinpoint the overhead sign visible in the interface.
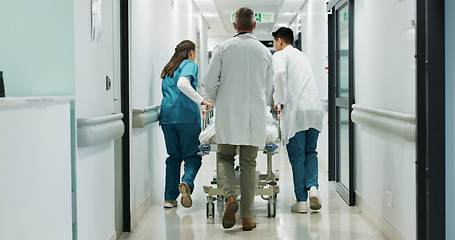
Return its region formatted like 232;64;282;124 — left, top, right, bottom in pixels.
257;13;274;23
231;12;275;23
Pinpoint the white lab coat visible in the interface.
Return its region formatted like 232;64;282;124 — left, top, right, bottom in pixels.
204;33;273;147
273;45;324;144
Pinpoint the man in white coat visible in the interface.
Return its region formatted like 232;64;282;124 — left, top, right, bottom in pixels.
204;7;273;231
271;27;324;213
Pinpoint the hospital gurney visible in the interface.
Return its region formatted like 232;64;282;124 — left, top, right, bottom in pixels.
198;106;282;218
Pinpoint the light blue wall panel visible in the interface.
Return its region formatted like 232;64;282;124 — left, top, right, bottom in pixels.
0;0;74;97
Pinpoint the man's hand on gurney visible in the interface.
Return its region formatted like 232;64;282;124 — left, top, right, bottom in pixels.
202;99;213;109
273;104;284;111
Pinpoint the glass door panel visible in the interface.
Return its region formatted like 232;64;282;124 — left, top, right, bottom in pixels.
329;0;355;205
338;5;349;98
338;108;350;188
337;4;350;193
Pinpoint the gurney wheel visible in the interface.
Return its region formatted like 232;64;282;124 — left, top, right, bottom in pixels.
267;201;276;218
206;202;215;218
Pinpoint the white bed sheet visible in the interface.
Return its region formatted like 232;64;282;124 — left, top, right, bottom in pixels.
199;109;278;144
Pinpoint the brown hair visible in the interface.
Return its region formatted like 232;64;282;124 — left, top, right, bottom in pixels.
234;7;255;32
160;40;196;78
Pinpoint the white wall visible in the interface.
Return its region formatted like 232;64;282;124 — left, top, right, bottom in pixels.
0;99;73;240
446;0;455;238
299;0;329;167
355;1;416;113
300;1;328;100
129;0;208;224
354;1;416;239
74;0;119;239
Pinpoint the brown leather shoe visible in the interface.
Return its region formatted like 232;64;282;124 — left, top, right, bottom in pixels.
178;182;192;208
242;218;257;231
222;195;239;229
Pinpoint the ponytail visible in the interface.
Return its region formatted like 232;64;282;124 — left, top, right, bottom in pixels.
160;40;196;78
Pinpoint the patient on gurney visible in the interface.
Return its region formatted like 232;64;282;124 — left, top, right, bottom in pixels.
199;107;279;146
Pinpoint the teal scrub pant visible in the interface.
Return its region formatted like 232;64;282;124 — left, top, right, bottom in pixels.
286;128;320;202
161;123;202;201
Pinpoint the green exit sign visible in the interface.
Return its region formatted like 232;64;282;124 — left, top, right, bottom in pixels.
255;13;262;22
232;12;274;23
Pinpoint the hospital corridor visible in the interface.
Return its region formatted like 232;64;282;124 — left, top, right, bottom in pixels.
0;0;454;240
117;149;384;240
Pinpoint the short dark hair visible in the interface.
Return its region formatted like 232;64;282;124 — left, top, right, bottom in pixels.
272;27;294;44
234;7;255;31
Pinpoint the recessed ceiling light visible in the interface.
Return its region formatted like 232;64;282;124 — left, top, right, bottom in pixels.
283;12;295;16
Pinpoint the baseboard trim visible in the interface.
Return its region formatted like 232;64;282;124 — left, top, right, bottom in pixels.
130;194;154;230
354;192;404;240
107;231;116;240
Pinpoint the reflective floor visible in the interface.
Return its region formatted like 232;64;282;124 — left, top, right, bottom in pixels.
119;145;384;240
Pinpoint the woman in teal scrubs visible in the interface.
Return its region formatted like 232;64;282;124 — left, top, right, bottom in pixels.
160;40;212;208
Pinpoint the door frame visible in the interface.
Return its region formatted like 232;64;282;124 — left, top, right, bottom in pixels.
416;0;446;239
327;0;355;206
120;0;131;232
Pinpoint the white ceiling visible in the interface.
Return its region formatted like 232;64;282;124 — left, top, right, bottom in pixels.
193;0;307;37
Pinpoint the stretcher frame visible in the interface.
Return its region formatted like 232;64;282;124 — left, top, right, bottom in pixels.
198;106;282;218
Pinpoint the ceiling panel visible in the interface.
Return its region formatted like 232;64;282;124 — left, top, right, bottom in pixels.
194;0;307;37
214;0;284;35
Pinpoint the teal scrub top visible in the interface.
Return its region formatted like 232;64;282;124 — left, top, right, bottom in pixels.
159;60;200;125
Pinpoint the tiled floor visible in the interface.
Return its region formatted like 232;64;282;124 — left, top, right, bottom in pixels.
119;145;384;240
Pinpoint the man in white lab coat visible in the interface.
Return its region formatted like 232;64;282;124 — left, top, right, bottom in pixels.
204;7;273;231
272;27;324;213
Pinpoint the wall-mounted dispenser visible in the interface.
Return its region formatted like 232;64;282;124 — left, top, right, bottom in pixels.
0;71;5;97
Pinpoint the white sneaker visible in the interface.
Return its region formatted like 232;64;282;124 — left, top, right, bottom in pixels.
309;186;322;210
291;201;308;213
164;200;177;208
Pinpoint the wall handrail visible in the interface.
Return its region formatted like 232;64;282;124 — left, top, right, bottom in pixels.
351;104;416;142
77;113;125;147
132;105;160;128
352;104;415;123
